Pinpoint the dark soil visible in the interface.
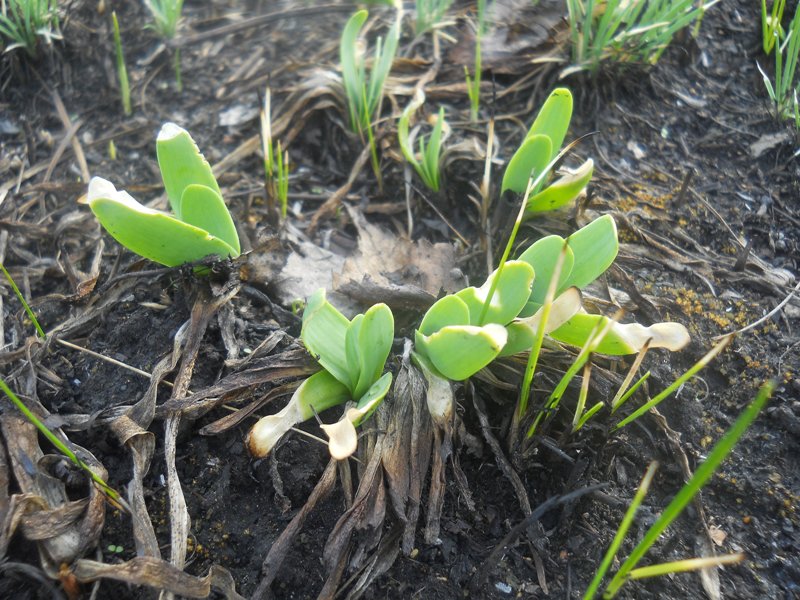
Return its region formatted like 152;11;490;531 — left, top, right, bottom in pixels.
0;1;798;599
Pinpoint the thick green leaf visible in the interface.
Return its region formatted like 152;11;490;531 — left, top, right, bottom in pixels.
423;323;507;381
179;184;240;255
354;371;392;416
456;261;534;326
301;289;352;388
418;295;471;336
549;313;636;355
517;235;575;311
353;303;394;399
525;158;593;215
563;214;619;290
156;123;221;217
501;134;553;194
88;177;237;267
345;313;364;393
526;87;573;161
294;369;352;419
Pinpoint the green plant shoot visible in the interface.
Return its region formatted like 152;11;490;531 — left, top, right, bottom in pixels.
501;88;594;218
143;0;184;90
88;123;240;267
762;0;786;55
112;11;132;116
248;289;394;459
398;90;448;192
596;381;773;598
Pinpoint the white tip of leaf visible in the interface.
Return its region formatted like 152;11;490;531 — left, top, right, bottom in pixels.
157;122;186;142
613;321;691;352
87;177;155;213
246;401;304;458
521;287;583;334
321;411;360;460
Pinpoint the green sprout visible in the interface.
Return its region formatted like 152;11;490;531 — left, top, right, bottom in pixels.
340;9;400;188
502;88;594;218
415;0;453;35
112;11;132;116
585;381;773;599
260;87;289;218
87;123;240;267
143;0;184;90
762;0;786;55
398;90;448;192
758;2;800;123
465;0;486;122
340;9;399;136
248;289;394;460
0;0;61;57
1;262;45;339
563;0;718;75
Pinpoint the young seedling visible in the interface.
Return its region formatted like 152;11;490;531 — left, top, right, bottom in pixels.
501;88;594;219
248;289;394;460
762;0;787;54
398;90;448;192
586;381;773;599
260;88;289;218
340;8;400;187
0;0;61;58
112;11;132;116
87;123;240;267
143;0;184;90
465;0;486;122
1;262;45;339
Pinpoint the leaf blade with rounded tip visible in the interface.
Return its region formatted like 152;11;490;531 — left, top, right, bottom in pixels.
423;323;508;381
418;294;471;336
353;303;394;399
156;122;221;217
501;134;553;194
88;188;237;267
301;289;352;388
525;158;593;215
526;87;573;161
563;214;619;290
179;184;240;255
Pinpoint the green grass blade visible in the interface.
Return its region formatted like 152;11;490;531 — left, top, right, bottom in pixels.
604;381;774;598
0;262;45;339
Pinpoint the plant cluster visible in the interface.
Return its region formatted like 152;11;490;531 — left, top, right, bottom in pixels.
248;290;394;460
0;0;61;57
398;89;447;192
563;0;718;76
143;0;184;90
759;1;800;126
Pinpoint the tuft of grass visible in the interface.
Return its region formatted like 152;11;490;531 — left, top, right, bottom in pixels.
465;0;486;122
0;0;61;58
586;381;773;599
758;2;800;125
260;88;289;218
762;0;786;55
563;0;719;76
398;91;447;192
415;0;453;35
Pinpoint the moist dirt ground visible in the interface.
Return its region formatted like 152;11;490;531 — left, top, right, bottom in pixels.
0;1;798;599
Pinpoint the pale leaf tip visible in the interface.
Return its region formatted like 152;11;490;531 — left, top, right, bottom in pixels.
157;122;186;142
321;416;358;460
